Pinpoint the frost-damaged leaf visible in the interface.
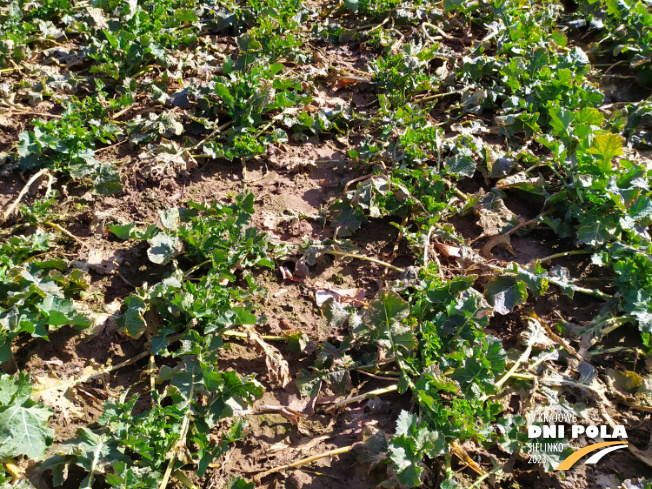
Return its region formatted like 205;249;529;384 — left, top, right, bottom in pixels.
296;361;353;398
606;368;642;394
128;111;184;144
33;374;85;424
300;238;357;267
92;162;122;195
331;201;366;237
362;290;415;360
147;233;182;264
315;288;366;307
321;299;349;329
0;374;54;460
547;265;580;298
496;172;545;195
138;140;198;181
353;429;389;468
86;248;123;275
116;293;147;339
472;189;516;237
484;276;528;315
488;157;516;178
296;369;323;398
86;7;108;30
576;218;617;247
445;154;476;178
159;208;180;232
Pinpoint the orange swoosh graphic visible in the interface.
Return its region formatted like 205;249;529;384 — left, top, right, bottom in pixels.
555;441;628;470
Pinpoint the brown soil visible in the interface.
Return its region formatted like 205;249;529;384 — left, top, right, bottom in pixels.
2;8;651;489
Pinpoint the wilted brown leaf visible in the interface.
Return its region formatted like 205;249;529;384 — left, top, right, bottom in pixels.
315;287;366;307
32;374;86;424
247;327;290;388
434;241;461;258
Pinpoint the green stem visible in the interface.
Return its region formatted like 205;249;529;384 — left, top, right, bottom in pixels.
159;354;197;489
537;250;590;264
418;88;467;103
183;259;212;279
582;316;635;348
482;343;533;401
159;414;190;489
254;121;274;139
43;221;88;248
468;465;503;489
574;285;611;300
591;315;635;330
172;470;199;489
509;373;535;380
132;65;155;79
588;346;646;356
423;225;435;268
191;120;234;153
549;164;568;186
441;178;470;202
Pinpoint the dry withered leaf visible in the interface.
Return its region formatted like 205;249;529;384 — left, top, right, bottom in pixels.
606;368;643;395
472;190;517;238
433;241;461;258
314;287;366;307
481;233;516;258
247;327;291;389
333;78;360;90
332;77;371;90
86;7;109;29
33;374;86;424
